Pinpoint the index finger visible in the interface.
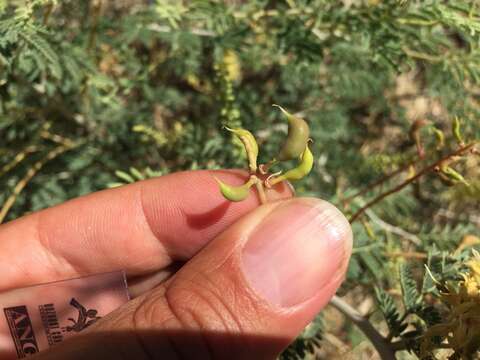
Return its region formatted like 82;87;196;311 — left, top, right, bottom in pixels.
0;170;292;291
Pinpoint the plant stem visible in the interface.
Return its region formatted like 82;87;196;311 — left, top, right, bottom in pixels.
386;251;427;259
43;2;54;25
254;179;267;204
0;145;40;178
365;208;420;245
344;159;416;204
87;0;102;53
349;142;477;223
390;340;407;352
0;143;77;223
330;295;397;360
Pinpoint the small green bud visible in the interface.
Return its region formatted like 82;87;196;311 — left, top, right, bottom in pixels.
409;119;428;158
442;166;469;186
452;116;464;145
273;104;310;161
129;167;145;181
436;160;469;186
430;126;445;150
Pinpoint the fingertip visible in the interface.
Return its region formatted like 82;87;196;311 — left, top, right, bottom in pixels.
240;197;352;308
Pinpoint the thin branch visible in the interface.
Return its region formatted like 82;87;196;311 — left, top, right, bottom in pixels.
42;2;54;25
344;159;416;204
390;340;407;352
365;208;421;245
0;143;76;223
386;251;427;259
147;24;216;37
329;295;396;360
87;0;102;53
402;47;443;63
349;142;477;223
0;145;40;178
40;130;75;147
352;242;382;254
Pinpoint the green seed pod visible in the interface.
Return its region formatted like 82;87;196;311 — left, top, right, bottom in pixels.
441;166;469;186
430;126;445;150
437;160;469;186
409;119;428;158
214;176;256;202
452;116;464;145
273;104;310;161
268;143;313;186
225;126;258;173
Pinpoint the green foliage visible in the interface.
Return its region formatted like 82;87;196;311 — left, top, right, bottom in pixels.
374;287;407;337
399;263;422;313
1;0;480;358
108;166;164;188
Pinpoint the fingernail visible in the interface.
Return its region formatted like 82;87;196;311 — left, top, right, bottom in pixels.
241;198;352;308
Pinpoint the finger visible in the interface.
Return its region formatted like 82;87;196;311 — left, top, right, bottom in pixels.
36;197;352;360
0;170;291;291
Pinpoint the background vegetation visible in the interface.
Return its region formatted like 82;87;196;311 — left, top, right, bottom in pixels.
1;1;479;359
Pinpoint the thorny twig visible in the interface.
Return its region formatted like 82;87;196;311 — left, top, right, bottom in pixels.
349;142;477;223
365;208;421;245
344;159;416;205
0;145;40;178
329;295;397;360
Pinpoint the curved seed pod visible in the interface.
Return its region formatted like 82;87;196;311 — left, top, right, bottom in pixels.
225;127;258;173
273;104;310;161
430;126;445;150
452;116;464;145
435;160;469;186
214;176;256;202
268;144;313;187
409;119;428;158
407;164;416;180
441;166;469;186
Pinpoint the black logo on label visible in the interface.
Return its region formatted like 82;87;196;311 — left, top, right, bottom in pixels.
65;298;101;333
39;303;63;346
4;306;39;358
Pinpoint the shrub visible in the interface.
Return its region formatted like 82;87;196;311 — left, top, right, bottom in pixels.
1;1;479;358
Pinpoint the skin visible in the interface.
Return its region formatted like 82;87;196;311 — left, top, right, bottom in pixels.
0;169;352;360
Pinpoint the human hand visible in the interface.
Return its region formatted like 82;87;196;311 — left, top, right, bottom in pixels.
0;170;352;359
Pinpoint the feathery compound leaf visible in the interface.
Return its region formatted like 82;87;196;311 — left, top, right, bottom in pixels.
399;264;422;313
374;287;407;337
422;259;442;295
19;31;62;78
417;306;442;327
129;167;145;181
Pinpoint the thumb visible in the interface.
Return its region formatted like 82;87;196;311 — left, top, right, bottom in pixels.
37;198;352;360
